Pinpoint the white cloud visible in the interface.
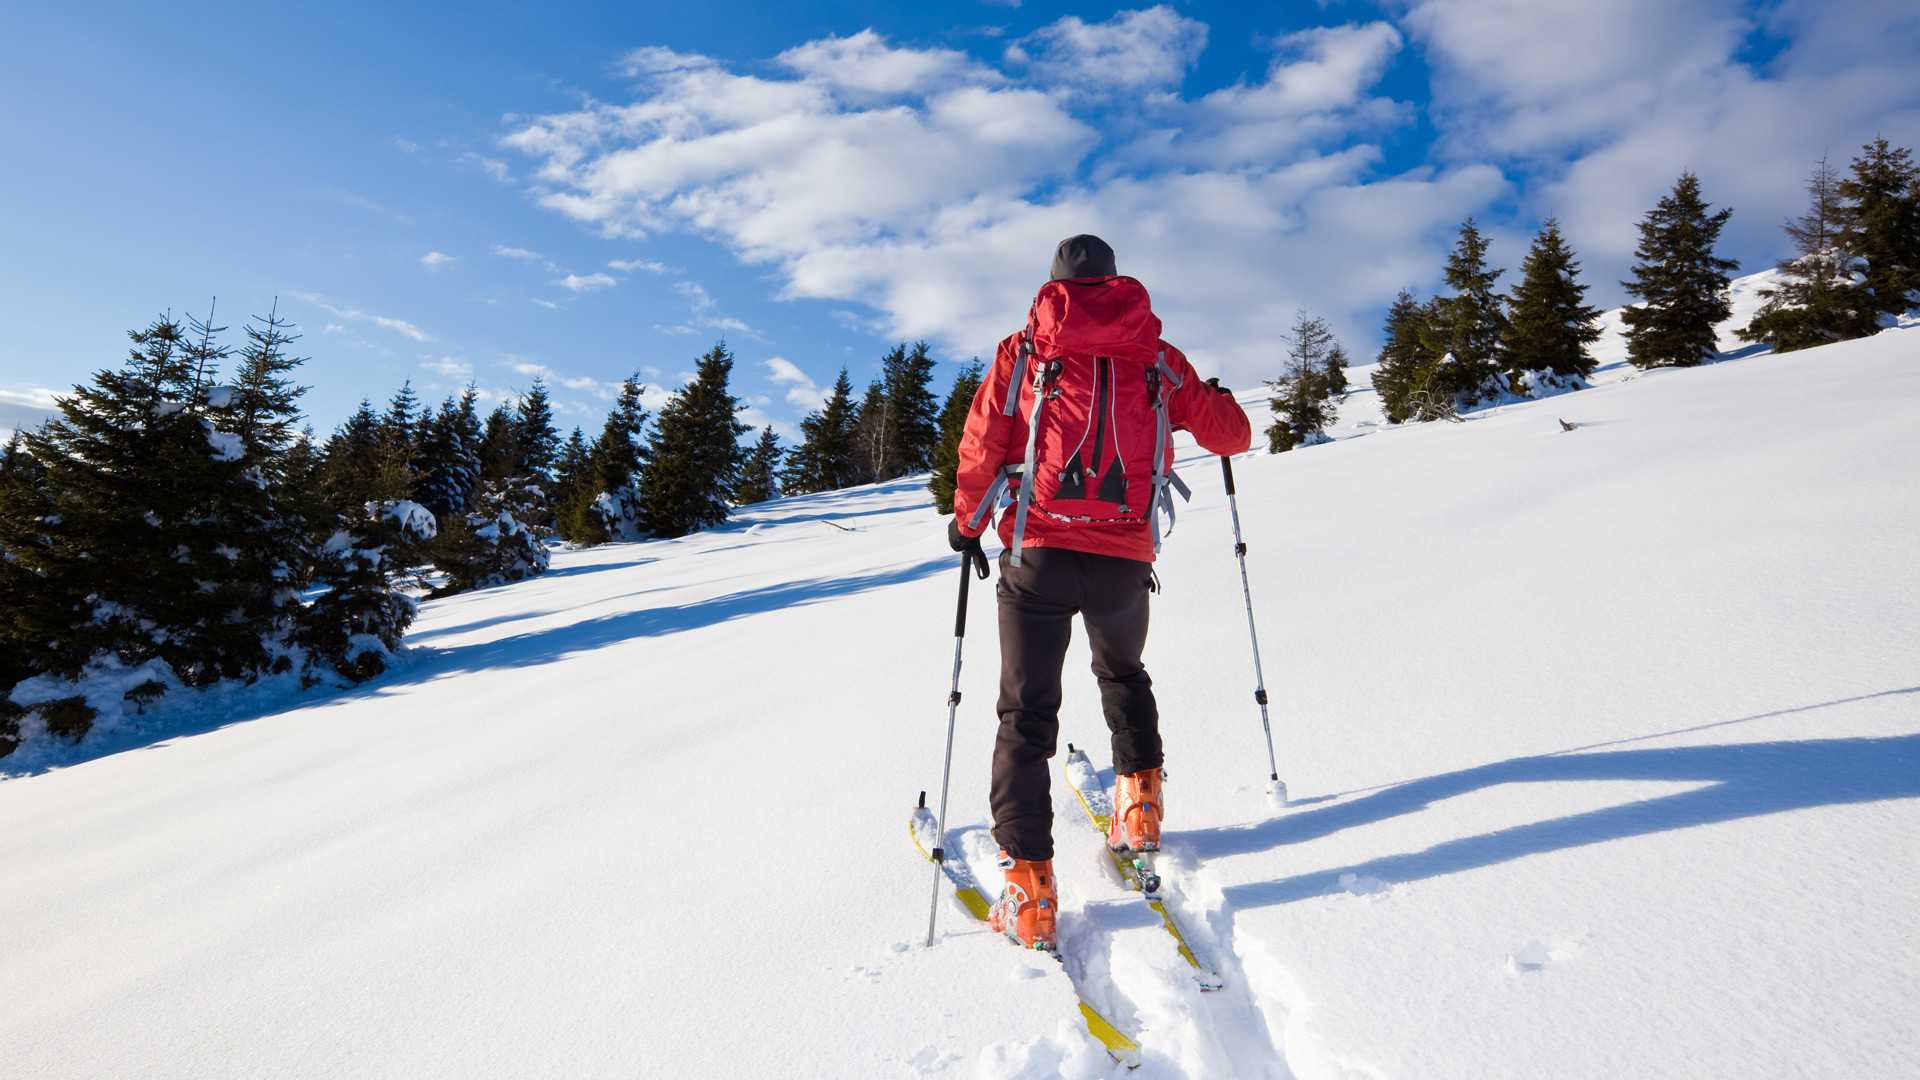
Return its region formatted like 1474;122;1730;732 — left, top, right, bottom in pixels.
609;258;671;273
422;356;472;377
492;244;561;271
762;356;828;409
291;293;432;341
501;7;1920;383
462;153;512;183
531;298;560;310
420;251;457;269
778;30;992;99
557;272;618;292
1401;0;1920;296
1004;6;1207;95
0;387;60;439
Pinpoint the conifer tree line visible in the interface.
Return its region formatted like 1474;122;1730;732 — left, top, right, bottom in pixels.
0;329;757;755
782;341;947;495
1370;140;1920;426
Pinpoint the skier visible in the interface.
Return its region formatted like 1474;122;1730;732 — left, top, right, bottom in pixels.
948;234;1252;950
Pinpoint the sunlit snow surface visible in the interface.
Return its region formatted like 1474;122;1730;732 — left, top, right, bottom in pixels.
3;283;1917;1077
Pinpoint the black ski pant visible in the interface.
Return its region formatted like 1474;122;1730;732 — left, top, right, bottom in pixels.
991;546;1160;862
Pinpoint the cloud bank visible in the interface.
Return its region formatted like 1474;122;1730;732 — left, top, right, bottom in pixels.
501;3;1919;383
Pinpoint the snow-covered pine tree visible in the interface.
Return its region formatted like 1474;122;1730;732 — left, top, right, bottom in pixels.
433;476;549;595
881;341;940;477
639;342;749;538
514;378;560;484
413;386;481;524
1836;138;1920;330
1265;311;1349;452
580;373;651;544
928;360;983;514
298;496;435;684
732;426;783;506
1504;217;1603;393
225;304;310;470
1621;172;1739;369
1738;156;1872;352
780;368;857;495
1420;218;1510;404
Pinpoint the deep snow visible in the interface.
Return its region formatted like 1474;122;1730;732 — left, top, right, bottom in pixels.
3;289;1916;1078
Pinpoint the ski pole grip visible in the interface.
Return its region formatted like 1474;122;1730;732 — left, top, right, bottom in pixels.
1220;455;1236;496
954;552;974;638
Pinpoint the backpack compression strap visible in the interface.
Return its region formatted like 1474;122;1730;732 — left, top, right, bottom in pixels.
1147;349;1191;555
1006;357;1060;568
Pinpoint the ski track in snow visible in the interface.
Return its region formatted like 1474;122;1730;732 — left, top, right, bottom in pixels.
4;276;1919;1078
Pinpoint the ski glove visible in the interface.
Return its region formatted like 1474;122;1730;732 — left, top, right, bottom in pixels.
948;517;989;578
1206;377;1233;396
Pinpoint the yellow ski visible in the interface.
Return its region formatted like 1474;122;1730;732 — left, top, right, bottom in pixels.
1063;746;1225;992
910;796;1142;1067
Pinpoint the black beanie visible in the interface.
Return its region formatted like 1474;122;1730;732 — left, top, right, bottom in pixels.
1050;234;1117;281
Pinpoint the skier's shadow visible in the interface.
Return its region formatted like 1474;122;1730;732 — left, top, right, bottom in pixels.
1180;688;1920;910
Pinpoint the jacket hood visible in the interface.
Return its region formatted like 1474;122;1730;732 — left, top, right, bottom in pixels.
1030;276;1161;358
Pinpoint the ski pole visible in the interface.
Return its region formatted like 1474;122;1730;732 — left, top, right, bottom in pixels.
1221;455;1287;808
928;543;990;947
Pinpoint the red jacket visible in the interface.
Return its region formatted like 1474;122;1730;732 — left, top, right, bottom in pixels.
953;330;1252;563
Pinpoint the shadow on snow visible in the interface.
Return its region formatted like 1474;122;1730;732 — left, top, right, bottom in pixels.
1183;687;1920;910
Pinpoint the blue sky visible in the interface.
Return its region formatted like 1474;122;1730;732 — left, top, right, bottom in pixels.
2;0;1915;442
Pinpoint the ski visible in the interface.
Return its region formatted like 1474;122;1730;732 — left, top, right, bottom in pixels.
1063;746;1226;992
910;794;1142;1068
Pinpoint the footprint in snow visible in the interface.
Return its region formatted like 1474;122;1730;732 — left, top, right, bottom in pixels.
1333;871;1390;898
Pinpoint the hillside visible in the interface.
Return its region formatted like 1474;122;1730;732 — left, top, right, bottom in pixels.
2;303;1915;1078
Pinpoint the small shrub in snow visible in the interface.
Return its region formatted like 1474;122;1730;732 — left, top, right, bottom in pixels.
36;696;96;744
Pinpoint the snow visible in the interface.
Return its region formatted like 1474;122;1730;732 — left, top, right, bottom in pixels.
204;426;246;461
2;288;1916;1078
205;385;236;408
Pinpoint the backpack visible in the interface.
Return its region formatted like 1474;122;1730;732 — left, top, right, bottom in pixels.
966;276;1192;566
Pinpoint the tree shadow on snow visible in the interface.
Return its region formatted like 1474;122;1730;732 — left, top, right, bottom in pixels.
1184;687;1920;910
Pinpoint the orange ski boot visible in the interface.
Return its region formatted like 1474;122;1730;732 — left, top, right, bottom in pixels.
1108;768;1164;853
988;852;1058;952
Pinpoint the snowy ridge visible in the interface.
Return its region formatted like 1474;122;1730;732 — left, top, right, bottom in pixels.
2;308;1916;1078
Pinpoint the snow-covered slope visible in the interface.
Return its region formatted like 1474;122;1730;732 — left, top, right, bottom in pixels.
3;318;1915;1079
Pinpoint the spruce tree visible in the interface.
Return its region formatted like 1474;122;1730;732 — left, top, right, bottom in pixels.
1621;172;1739;368
551;427;594;544
479;405;519;482
582;373;650;542
1370;290;1447;423
413;387;481;523
1836;138;1920;329
732;427;783;506
515;379;559;479
881;341;940;476
640;342;750;538
1739;156;1872;352
1265;312;1349;452
1420;218;1509;403
781;368;857;495
1505;217;1603;391
225;304;309;468
928;361;984;514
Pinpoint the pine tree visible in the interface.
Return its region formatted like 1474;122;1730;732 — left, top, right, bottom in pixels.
849;376;889;485
928;361;984;514
732;426;783;505
640;342;750;538
781;368;857;495
1505;217;1603;391
1836;138;1920;329
319;400;408;517
515;379;559;479
479;404;519;482
550;427;594;543
413;386;481;523
224;303;309;468
881;341;940;477
1370;290;1449;423
581;373;650;543
1739;156;1872;352
1265;312;1349;452
1420;218;1509;404
1621;172;1740;369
